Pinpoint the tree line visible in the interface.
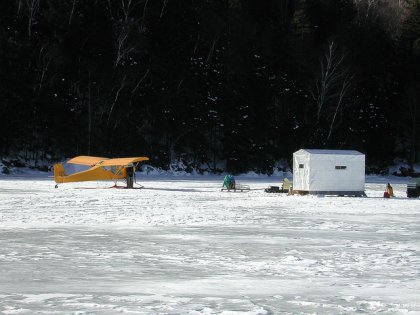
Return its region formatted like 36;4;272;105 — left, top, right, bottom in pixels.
0;0;419;173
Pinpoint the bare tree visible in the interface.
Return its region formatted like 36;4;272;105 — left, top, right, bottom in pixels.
114;27;135;67
311;41;348;123
108;0;148;67
24;0;40;37
353;0;408;38
377;0;408;38
311;41;355;143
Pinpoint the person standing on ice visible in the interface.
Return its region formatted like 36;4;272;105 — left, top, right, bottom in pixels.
386;183;394;197
223;175;231;190
222;174;235;191
125;166;134;188
384;183;394;198
229;175;236;190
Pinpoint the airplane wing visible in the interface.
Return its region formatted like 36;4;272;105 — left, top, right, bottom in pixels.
67;156;108;166
99;157;149;167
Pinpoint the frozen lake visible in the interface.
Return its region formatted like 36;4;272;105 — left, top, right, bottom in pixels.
0;176;419;314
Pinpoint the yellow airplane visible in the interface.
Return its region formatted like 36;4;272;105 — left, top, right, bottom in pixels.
53;156;149;188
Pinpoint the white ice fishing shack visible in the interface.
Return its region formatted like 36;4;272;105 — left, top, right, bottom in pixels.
292;149;365;196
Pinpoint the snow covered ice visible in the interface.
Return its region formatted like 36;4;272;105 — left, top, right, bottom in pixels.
0;175;419;314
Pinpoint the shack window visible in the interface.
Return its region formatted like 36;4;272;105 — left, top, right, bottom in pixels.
335;166;347;170
299;164;304;169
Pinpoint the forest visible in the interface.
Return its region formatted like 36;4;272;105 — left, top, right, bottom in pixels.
0;0;419;174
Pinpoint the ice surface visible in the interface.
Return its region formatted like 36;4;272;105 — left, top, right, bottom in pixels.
0;175;419;314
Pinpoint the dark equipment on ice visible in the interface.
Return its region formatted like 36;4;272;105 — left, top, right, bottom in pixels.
407;179;420;198
265;186;281;193
264;178;291;193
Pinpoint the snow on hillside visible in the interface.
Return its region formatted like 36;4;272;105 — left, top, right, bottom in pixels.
0;174;419;314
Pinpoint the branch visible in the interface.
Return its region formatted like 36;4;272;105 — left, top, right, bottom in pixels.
140;0;149;32
131;68;150;95
327;75;353;141
107;75;127;124
69;0;77;25
206;35;219;64
160;0;169;18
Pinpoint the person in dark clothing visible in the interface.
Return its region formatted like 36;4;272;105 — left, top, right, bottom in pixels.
125;166;134;188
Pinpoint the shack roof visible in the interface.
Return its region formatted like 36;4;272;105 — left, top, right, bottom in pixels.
295;149;364;156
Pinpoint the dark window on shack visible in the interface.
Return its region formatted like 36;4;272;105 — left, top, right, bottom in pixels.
335;166;347;170
299;164;304;169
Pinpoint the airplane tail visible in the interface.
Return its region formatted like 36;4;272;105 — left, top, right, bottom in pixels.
53;163;67;183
